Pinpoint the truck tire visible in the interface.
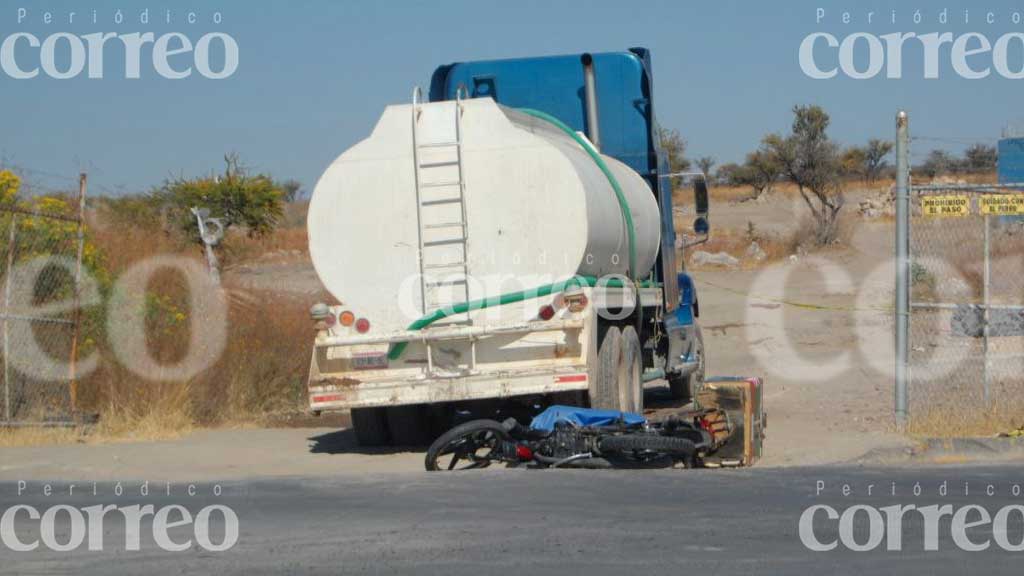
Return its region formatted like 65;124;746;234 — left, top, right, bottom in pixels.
350;407;390;447
619;326;643;413
424;403;455;442
387;405;431;446
669;325;705;403
590;326;622;410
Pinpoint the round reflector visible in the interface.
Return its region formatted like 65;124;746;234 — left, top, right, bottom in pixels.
339;311;355;327
538;305;556;321
355;318;370;333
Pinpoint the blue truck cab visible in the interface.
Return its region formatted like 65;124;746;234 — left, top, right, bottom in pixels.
429;48;708;398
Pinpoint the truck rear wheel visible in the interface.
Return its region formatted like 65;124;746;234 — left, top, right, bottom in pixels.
619;326;643;413
590;326;622;410
387;405;431;446
350;407;390;447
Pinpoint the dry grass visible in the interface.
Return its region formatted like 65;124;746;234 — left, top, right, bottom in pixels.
908;395;1024;438
221;227;308;267
57;205;314;442
0;427;84;447
682;224;794;269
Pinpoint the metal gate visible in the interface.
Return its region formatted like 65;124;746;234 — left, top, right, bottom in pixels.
0;176;86;427
895;112;1024;428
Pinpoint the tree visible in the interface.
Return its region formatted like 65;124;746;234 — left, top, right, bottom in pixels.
919;150;956;178
863;139;894;182
840;146;867;180
155;154;286;239
281;179;303;203
716;163;743;186
696;156;716;180
741;149;781;198
659;127;690;189
964;143;997;173
764;105;845;245
719;150;780;199
0;169;19;204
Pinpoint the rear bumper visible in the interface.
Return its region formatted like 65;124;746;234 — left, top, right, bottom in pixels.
309;367;589;411
308;316;593;411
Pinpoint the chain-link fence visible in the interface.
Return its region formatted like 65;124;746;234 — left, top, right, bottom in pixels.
905;181;1024;419
0;185;85;427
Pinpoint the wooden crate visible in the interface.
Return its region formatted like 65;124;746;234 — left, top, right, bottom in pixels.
697;376;765;466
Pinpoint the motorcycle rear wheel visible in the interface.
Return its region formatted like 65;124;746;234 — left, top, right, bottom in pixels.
597;434;697;462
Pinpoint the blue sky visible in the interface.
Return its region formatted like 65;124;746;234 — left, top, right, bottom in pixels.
1;0;1022;196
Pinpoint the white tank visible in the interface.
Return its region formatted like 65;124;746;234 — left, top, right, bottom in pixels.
308;97;661;332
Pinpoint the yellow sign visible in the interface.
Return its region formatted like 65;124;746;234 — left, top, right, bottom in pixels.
921;195;970;217
980;194;1024;215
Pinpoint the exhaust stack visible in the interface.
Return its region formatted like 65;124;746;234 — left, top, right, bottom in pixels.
581;53;601;151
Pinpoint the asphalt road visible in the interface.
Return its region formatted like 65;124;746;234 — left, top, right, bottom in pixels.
3;465;1024;575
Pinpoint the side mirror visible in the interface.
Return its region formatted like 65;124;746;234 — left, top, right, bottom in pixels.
693;178;709;217
678;179;710;249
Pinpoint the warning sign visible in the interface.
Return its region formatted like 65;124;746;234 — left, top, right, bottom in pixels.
921;195;970;217
980;194;1024;215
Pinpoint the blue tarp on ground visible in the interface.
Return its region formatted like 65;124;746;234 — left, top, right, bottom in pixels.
529;405;646;433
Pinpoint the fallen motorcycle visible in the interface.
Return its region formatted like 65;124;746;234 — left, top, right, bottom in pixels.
424;405;733;471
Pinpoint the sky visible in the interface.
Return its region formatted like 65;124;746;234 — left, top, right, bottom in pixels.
0;0;1022;196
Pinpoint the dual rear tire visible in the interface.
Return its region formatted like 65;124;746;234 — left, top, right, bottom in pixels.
590;325;643;413
350;404;450;447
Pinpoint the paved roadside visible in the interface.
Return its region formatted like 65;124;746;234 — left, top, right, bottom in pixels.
3;466;1024;575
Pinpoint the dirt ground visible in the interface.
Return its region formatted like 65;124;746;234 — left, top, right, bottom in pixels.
0;188;921;480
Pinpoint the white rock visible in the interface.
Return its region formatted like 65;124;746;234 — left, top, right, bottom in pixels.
745;241;767;262
690;250;739;268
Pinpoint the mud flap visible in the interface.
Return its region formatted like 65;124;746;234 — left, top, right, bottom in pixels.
697;376;765;466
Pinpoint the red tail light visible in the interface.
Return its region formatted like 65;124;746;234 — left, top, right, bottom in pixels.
538;305;556;321
355;318;370;333
515;445;534;460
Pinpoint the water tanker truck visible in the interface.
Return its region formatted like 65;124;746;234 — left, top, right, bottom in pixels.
306;49;711;446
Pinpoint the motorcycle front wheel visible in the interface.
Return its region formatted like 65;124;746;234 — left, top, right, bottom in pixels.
424;419;513;471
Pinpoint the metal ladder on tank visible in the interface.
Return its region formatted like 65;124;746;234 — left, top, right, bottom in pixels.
411;86;471;324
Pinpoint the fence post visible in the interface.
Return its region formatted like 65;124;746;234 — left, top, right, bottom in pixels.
983;212;990;404
68;172;86;415
895;110;910;430
3;215;16;424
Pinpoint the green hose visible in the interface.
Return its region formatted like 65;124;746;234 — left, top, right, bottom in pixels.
388;276;622;360
516;108;637;278
387;107;640;361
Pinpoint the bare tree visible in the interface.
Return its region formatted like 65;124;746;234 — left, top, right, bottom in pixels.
964;143;998;173
765;105;845;245
659;127;690;189
743;149;781;198
918;149;956;178
696;156;716;180
863;139;894;182
281;179;303;203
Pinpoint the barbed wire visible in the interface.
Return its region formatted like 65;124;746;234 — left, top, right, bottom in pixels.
0;163;140;198
912;135;1001;144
